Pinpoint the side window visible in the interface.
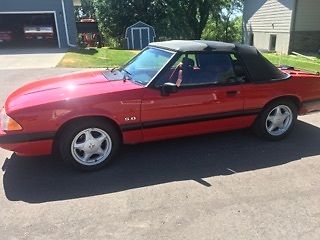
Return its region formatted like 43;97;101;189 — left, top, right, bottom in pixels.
231;54;247;82
155;53;196;87
193;53;236;86
171;54;196;68
155;52;244;88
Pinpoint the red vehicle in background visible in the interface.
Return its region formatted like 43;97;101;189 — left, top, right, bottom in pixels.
1;40;320;171
23;15;55;44
79;18;101;47
24;25;54;41
0;30;13;43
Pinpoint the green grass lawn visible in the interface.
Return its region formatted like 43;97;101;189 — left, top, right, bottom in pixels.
57;48;139;68
264;53;320;73
58;47;320;73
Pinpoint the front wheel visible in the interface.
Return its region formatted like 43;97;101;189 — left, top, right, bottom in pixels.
253;100;297;140
58;119;120;171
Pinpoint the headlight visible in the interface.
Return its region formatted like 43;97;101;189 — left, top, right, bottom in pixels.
0;108;22;131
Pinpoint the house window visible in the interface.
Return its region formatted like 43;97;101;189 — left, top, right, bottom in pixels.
249;33;254;46
270;34;277;51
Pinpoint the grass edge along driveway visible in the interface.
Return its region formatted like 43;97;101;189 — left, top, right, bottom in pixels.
57;48;139;68
58;47;320;73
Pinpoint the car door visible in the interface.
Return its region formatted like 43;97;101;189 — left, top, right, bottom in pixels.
140;52;249;142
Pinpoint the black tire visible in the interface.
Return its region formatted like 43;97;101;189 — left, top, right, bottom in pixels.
253;100;298;141
58;119;120;171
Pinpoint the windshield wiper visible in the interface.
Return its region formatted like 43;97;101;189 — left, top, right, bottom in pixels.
131;79;145;85
122;69;131;76
121;69;133;81
110;67;119;72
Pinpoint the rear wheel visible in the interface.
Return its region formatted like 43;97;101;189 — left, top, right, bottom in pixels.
253;100;297;140
58;119;120;171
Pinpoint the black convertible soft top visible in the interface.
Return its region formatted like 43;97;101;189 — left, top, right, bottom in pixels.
149;40;289;82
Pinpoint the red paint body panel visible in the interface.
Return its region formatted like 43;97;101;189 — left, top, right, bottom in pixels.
1;140;53;157
142;116;257;142
141;84;245;141
243;71;320;112
0;127;52;156
1;67;320;156
5;71;143;135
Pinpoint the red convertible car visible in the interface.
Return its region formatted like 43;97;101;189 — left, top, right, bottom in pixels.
1;40;320;170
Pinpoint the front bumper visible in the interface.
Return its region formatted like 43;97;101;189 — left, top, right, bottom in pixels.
0;129;55;156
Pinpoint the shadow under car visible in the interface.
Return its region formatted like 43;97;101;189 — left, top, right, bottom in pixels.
2;120;320;203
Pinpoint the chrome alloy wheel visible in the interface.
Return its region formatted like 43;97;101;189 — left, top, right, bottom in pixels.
71;128;112;166
265;105;293;136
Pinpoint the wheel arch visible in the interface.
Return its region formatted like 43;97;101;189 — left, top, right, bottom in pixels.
52;115;123;154
263;95;301;111
253;95;300;140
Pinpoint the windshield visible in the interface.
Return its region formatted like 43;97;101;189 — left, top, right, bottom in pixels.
121;47;174;85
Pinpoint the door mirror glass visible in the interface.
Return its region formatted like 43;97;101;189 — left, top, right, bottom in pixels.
161;82;178;96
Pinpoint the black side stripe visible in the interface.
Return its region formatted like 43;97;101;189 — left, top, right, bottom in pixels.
0;110;262;143
121;109;261;132
0;132;55;144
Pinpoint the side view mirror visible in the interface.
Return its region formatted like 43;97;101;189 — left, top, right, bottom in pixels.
161;82;178;96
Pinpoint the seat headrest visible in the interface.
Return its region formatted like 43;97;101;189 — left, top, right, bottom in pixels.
234;61;245;76
182;57;195;68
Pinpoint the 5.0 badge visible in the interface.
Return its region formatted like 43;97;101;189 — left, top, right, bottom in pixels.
124;116;137;121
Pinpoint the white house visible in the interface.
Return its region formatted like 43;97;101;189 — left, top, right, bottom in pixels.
243;0;320;54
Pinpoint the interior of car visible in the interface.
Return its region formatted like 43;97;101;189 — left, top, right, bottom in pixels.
156;52;246;87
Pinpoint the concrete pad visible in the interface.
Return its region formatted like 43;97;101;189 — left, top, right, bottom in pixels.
0;68;84;104
1;69;320;239
0;48;67;69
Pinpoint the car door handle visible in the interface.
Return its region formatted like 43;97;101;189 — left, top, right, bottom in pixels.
226;90;239;96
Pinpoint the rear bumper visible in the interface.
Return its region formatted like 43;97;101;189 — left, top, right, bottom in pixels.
0;130;55;156
300;99;320;115
25;34;54;40
0;33;12;42
0;37;12;42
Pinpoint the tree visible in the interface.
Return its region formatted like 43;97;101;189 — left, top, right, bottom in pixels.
90;0;243;47
74;0;96;21
176;0;223;39
220;0;242;41
93;0;134;46
202;0;243;43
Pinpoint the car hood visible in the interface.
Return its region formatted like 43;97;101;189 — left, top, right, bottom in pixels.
13;71;110;95
5;70;142;112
